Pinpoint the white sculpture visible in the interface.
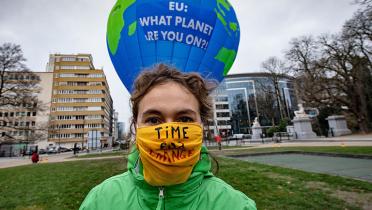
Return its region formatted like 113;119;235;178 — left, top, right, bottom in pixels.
294;104;308;118
251;117;262;139
252;117;260;127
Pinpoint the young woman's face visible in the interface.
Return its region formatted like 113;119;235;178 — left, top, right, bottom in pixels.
136;81;202;127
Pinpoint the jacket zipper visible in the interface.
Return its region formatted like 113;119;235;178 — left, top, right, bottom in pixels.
156;187;165;210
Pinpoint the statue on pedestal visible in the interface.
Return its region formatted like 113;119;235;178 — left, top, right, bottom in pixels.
252;117;260;127
294;104;308;118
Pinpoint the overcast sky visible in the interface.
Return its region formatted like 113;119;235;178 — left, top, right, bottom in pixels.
0;0;359;128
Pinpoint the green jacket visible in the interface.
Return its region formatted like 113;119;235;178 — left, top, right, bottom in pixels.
80;147;256;210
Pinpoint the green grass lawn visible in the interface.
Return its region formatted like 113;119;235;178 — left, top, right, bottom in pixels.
210;146;372;157
0;158;126;210
1;155;371;210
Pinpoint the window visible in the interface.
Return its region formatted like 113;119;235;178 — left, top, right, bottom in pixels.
74;133;84;138
217;120;230;125
60;65;75;70
59;65;90;70
75;65;90;70
74;106;87;111
56;107;74;111
75;124;84;129
57;115;73;120
86;115;101;120
74;98;86;103
87;106;101;111
88;90;102;94
60;124;72;129
88;74;103;78
59;73;75;78
89;82;102;86
216;104;229;110
61;57;76;61
215;96;229;102
86;124;101;128
217;112;230;118
77;57;90;62
76;90;87;94
87;98;102;102
76;115;85;120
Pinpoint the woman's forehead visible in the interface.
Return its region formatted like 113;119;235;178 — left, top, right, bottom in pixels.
138;82;199;115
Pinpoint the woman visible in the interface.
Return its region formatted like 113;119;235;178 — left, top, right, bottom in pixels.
80;64;256;210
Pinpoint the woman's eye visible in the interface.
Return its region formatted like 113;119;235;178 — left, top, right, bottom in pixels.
145;117;162;125
177;116;194;123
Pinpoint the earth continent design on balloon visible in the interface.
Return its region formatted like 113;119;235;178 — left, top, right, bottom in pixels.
107;0;240;92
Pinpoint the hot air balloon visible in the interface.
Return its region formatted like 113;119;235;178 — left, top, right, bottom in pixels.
107;0;240;92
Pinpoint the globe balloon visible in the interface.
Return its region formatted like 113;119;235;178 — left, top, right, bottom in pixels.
107;0;240;92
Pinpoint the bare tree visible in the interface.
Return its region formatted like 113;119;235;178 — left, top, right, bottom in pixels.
0;43;44;143
353;0;372;7
255;89;277;126
285;36;330;108
261;56;290;120
285;11;372;133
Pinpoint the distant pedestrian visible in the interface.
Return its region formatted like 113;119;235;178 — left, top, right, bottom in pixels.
31;151;39;164
214;135;222;150
73;143;78;155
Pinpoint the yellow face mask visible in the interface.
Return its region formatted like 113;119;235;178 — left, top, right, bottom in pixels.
136;122;203;186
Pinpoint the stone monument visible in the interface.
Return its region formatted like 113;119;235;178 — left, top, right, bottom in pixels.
326;115;351;137
292;104;317;139
251;117;262;139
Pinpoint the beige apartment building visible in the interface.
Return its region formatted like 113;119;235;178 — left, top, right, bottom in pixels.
47;54;114;149
0;72;53;156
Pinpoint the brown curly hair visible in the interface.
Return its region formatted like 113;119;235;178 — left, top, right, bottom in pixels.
130;63;216;133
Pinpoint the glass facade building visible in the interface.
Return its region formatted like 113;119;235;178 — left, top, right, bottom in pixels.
209;73;298;136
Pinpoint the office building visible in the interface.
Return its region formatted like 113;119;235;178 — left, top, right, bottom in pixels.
209;72;298;136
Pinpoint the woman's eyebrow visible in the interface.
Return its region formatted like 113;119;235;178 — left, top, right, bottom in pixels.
142;109;162;116
176;109;197;116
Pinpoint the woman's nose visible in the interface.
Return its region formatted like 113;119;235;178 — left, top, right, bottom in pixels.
164;118;175;123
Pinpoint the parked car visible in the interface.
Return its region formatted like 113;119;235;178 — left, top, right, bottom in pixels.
228;134;243;140
38;149;47;154
47;147;58;154
58;147;72;153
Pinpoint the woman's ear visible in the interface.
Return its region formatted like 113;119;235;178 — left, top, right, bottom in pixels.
129;118;137;138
